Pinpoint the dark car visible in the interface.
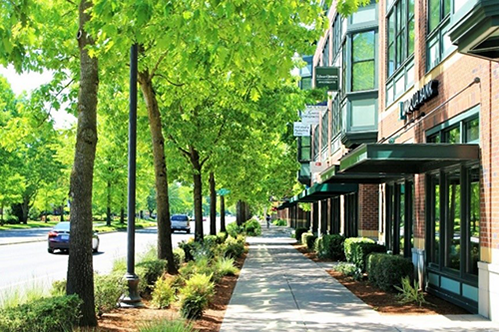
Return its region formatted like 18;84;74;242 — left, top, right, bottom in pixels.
170;214;191;233
47;221;100;254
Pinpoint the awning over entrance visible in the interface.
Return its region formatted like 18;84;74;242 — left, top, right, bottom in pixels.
339;143;480;174
276;200;296;210
320;164;405;184
292;183;358;203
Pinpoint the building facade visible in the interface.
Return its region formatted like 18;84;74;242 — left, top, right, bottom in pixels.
281;0;499;321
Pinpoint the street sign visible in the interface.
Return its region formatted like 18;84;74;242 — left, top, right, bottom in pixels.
294;122;310;136
315;66;339;91
217;188;230;196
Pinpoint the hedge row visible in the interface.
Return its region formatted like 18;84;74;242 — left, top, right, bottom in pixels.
367;253;414;291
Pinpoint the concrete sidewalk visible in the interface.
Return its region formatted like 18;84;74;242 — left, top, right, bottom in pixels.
220;224;499;332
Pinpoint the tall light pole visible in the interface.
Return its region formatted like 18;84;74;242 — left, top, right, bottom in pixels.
119;43;143;308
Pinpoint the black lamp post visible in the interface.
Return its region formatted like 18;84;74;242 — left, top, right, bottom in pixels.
119;43;143;308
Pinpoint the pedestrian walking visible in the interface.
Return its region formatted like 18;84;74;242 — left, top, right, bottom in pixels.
266;214;271;228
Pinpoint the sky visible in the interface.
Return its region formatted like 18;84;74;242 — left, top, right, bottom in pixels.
0;65;76;129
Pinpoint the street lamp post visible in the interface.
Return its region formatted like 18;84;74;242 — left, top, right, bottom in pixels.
119;43;143;308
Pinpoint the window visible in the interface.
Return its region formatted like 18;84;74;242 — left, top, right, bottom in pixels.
322;35;330;66
321;109;329;150
352;31;376;91
426;112;481;278
332;15;343;61
386;0;414;105
297;136;311;162
386;181;413;257
313;124;320;160
331;95;342;138
387;0;414;77
426;0;455;70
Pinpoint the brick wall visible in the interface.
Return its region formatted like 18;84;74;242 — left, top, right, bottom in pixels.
358;184;379;232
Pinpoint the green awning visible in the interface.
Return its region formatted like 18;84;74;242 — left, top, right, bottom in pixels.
295;183;358;203
339;143;480;174
276;200;295;210
320;164;405;184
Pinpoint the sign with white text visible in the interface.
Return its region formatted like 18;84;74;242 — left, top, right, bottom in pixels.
294;122;310;136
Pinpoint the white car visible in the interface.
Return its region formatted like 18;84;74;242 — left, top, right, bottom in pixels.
170;214;191;233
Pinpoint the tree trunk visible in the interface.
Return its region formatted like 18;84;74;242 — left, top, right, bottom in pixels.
0;205;4;225
106;180;112;226
220;195;226;233
190;146;204;241
209;172;216;236
236;200;244;226
66;0;98;327
138;71;176;274
120;206;125;224
60;204;64;221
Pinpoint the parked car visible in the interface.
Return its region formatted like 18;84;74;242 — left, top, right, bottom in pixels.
170;214;191;233
47;221;100;254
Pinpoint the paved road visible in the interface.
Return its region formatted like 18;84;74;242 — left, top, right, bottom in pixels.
0;217;235;302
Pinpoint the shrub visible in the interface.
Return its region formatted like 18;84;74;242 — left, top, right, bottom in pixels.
344;237;375;263
350;242;386;272
243;218;261;236
50;280;66;297
178;240;199;262
173;247;185;270
394;276;426;306
94;274;124;316
213;257;238;277
222;236;245;259
136;259;167;294
301;232;316;250
179;273;215;319
295;227;309;242
226;222;243;238
151;276;175;309
366;253;414;291
0;295;81;332
272;219;287;226
138;318;195;332
216;232;228;244
332;262;357;277
314;234;346;260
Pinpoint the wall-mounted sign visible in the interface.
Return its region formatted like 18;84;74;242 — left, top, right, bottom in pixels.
294;122;310;136
400;80;439;119
301;108;321;125
310;161;327;173
315;66;339;91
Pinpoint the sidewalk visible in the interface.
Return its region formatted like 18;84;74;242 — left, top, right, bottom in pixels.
220;224;499;332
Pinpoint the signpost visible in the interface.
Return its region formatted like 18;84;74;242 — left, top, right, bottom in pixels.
315;66;339;91
294;122;310;137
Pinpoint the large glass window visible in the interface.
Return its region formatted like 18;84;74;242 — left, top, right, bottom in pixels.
446;169;461;272
297;136;311;162
313;124;320;160
426;0;455;70
429;174;441;265
352;31;375;91
323;35;330;66
321;110;329;150
386;181;413;257
387;0;414;77
468;166;480;275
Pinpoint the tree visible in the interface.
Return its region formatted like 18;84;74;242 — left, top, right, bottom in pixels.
66;0;99;327
336;0;373;16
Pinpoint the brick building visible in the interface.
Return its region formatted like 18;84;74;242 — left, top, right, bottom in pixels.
280;0;499;321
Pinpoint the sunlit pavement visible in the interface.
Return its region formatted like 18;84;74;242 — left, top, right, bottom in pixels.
220;223;499;332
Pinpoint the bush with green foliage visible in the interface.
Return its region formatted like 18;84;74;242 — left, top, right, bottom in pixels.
367;253;414;291
216;232;228;244
50;280;66;297
394;276;426;306
350;242;386;272
344;237;375;263
136;259;168;294
272;219;287;226
151;276;175;309
222;235;245;259
332;262;357;277
243;218;261;236
138;318;194;332
178;240;200;262
213;257;238;277
94;274;124;316
301;231;316;250
295;227;309;242
173;247;185;270
314;234;346;260
226;222;243;238
179;273;215;320
0;295;81;332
